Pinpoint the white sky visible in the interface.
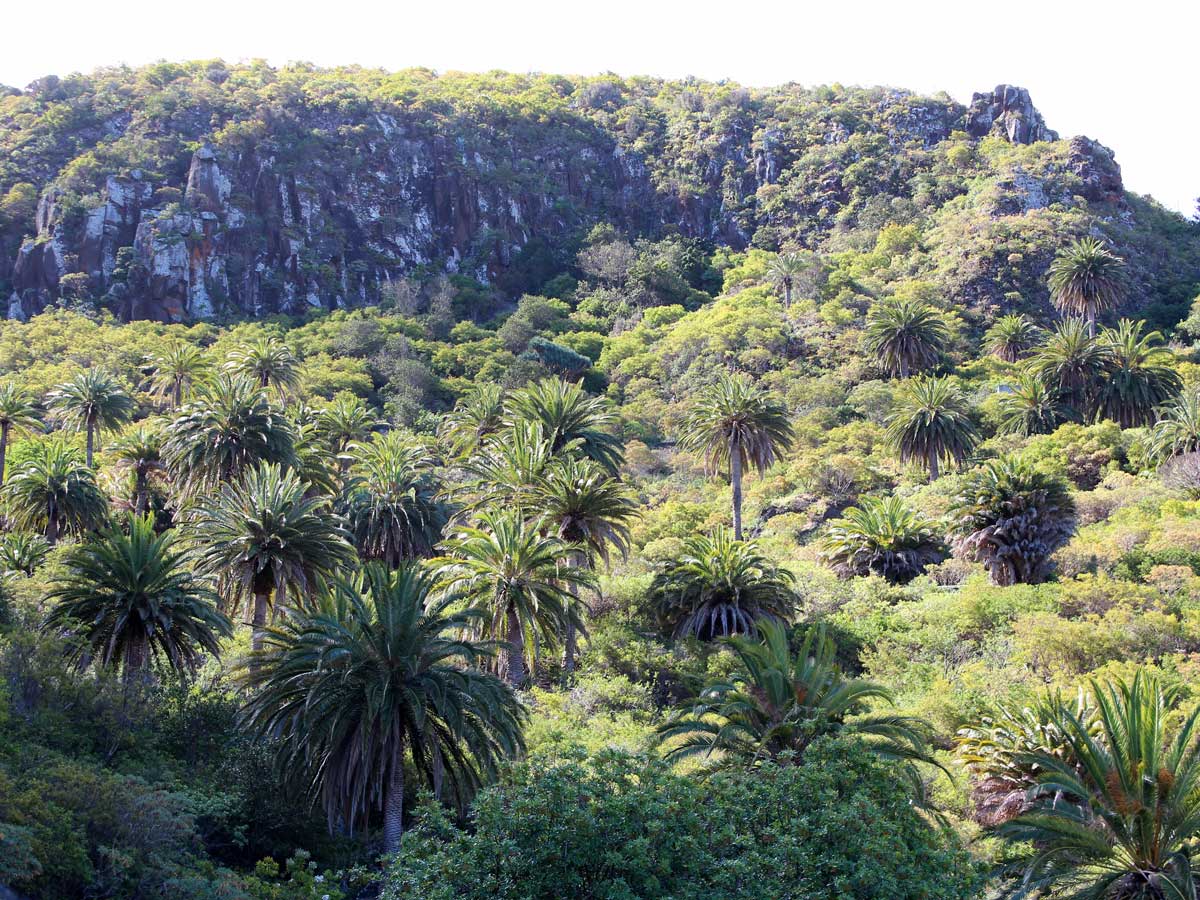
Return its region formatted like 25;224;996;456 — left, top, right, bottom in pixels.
3;0;1195;215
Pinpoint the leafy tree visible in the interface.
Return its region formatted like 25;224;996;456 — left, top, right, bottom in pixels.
998;673;1200;898
3;439;108;543
190;463;355;652
162;373;296;499
949;455;1075;586
1034;319;1108;419
886;376;978;480
1048;236;1125;337
503;378;624;475
225;337;301;397
46;370;133;468
984;314;1041;363
42;515;231;685
997;371;1072;436
0;381;42;485
678;373;793;539
1094;319;1181;428
238;562;525;853
650;528;795;640
437;509;592;687
110;423;165;515
439;383;505;458
864;297;949;378
658;620;936;777
818;494;945;583
766;251;809;307
145;342;210;409
1149;389;1200;461
529;455;637;671
343;432;446;566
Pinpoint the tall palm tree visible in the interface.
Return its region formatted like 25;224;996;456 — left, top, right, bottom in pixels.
864;297;950;378
657;620;935;776
818;495;945;584
886;376;978;480
530;455;638;672
3;440;108;543
0;382;42;486
949;455;1075;586
998;673;1200;898
440;383;506;459
650;528;796;640
458;420;557;516
289;418;340;498
1094;319;1181;428
162;374;296;499
316;394;378;464
238;563;525;853
145;342;210;410
111;423;165;515
1048;236;1125;338
679;373;793;539
342;432;446;566
437;509;592;687
190;463;355;652
997;372;1072;437
1149;390;1200;461
42;515;231;685
47;370;134;468
503;378;624;476
1034;319;1107;419
984;314;1041;363
766;251;809;308
225;336;301;397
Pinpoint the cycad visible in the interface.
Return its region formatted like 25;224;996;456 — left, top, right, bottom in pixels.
3;439;108;543
238;562;525;852
1048;236;1125;338
984;314;1041;363
46;370;134;467
997;372;1072;436
865;296;949;378
1094;319;1181;428
679;373;793;539
145;342;210;409
0;381;42;485
818;494;944;583
503;378;624;475
650;527;795;640
886;375;978;480
224;336;301;397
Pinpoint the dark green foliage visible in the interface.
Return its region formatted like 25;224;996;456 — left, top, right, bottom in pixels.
384;742;982;900
504;377;624;475
819;494;945;583
2;439;108;543
886;375;978;480
1093;319;1181;428
997;371;1072;436
864;296;949;378
984;314;1041;363
1048;237;1125;336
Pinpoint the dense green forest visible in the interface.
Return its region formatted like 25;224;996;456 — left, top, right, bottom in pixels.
1;60;1200;899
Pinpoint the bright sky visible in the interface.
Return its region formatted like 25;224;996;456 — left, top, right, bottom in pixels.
3;0;1195;215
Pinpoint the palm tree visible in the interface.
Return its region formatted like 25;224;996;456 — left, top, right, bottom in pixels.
42;515;231;685
238;563;525;853
650;528;795;640
316;394;378;464
1149;390;1200;461
0;382;42;485
47;370;134;468
145;342;210;409
997;372;1072;437
1034;319;1107;419
0;530;50;577
530;455;638;672
818;495;945;584
886;376;978;480
679;373;793;540
3;440;108;543
504;378;624;476
289;418;340;498
343;432;446;566
949;455;1075;586
225;336;301;397
864;297;949;378
440;383;505;459
658;620;935;776
111;424;165;515
437;509;592;687
766;251;809;308
984;314;1041;363
1094;319;1181;428
1048;236;1125;338
458;420;557;516
998;673;1200;898
190;463;355;652
162;374;296;499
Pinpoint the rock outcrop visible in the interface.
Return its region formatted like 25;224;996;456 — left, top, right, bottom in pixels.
966;84;1058;144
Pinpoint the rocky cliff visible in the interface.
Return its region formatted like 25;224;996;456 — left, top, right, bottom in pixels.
0;65;1183;322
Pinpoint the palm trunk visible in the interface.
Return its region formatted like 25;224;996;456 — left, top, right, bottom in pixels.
251;590;271;654
1087;310;1096;339
505;605;527;688
135;471;149;516
563;550;585;675
730;434;744;540
46;501;59;545
123;636;150;693
383;757;405;854
0;421;9;486
173;379;182;410
783;282;792;308
928;453;940;481
85;421;95;469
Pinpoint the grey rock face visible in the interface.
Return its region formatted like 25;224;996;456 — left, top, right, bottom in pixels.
966;85;1059;144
